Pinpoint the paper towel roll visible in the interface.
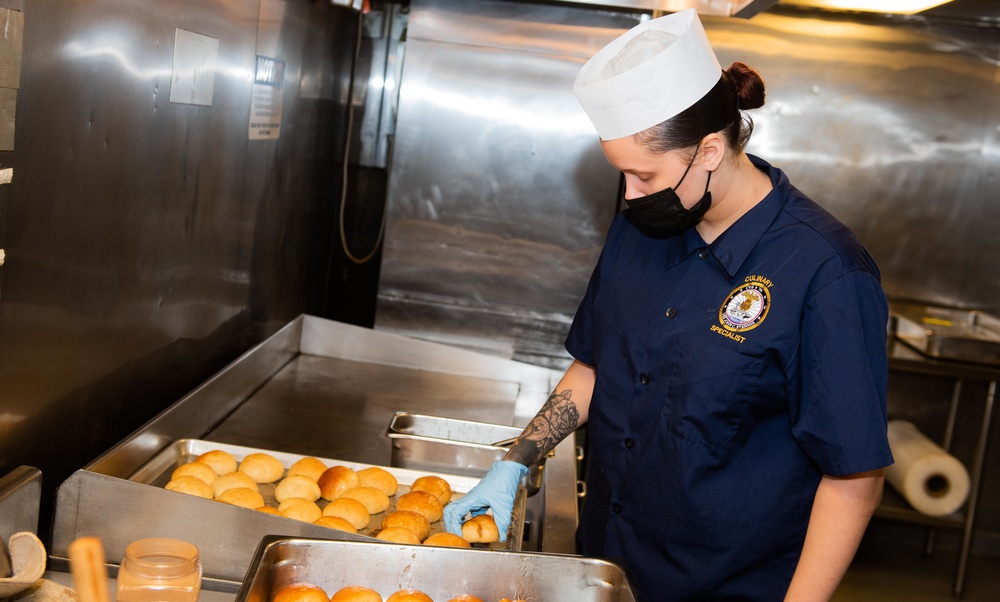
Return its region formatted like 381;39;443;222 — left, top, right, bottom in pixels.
885;420;970;516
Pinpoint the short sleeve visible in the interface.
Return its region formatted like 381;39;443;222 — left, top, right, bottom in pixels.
790;268;894;476
565;215;628;366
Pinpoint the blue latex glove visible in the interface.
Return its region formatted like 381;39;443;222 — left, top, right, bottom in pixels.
443;460;528;542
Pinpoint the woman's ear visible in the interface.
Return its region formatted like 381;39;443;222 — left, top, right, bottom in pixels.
699;133;726;171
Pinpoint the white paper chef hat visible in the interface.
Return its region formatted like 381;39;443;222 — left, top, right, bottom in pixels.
574;9;722;141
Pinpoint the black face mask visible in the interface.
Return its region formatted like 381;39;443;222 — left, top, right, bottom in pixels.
623;152;712;239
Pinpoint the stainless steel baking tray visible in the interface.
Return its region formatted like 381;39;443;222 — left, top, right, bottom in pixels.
386;412;547;495
892;305;1000;365
236;536;637;602
129;439;527;550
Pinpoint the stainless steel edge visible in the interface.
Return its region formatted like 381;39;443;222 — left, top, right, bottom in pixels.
50;470;374;587
299;315;558;425
541;437;580;554
236;535;636;602
0;465;42;541
84;317;303;479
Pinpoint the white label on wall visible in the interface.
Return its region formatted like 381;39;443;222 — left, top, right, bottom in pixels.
0;8;24;90
249;55;285;140
170;29;219;106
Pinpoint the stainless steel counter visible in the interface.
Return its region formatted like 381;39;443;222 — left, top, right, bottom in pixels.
49;315;578;589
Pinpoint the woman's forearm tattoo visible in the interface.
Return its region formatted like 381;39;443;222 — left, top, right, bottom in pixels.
504;389;579;466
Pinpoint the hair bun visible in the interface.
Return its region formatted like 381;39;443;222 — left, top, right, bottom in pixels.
726;62;766;111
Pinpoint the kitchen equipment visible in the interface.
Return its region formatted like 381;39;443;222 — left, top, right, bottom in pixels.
236;535;637;602
127;439;528;550
892;303;1000;365
386;412;548;495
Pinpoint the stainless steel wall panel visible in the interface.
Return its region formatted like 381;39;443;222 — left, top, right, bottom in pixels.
378;3;1000;369
703;10;1000;312
376;0;638;367
0;0;358;539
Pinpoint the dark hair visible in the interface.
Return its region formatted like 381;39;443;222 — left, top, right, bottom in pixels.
634;62;766;155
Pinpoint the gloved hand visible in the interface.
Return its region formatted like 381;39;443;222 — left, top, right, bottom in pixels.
443;460;528;542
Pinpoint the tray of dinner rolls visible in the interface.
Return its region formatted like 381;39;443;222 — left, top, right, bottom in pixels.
237;535;638;602
128;439;528;551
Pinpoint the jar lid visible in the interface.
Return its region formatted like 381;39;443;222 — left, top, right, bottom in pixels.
122;538;200;578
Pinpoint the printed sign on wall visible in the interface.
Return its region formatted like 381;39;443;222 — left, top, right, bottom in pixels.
249;55;285;140
0;8;23;150
170;29;219;106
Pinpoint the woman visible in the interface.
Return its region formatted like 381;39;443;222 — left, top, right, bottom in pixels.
444;9;892;601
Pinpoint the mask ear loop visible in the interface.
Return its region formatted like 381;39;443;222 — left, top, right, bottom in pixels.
674;143;701;189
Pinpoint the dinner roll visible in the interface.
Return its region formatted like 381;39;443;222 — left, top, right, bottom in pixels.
287;457;327;482
447;596;484;602
341;486;391;514
256;506;283;516
165;475;214;499
216;487;265;509
461;514;499;543
278;498;323;523
273;583;329;602
313;516;358;534
375;527;421;545
330;585;383;602
396;491;443;523
195;449;237;475
239;453;285;483
422;532;470;548
381;510;430;542
409;475;451;505
171;461;217;486
212;471;259;498
386;590;432;602
318;466;360;501
275;475;322;503
357;466;398;496
322;497;371;529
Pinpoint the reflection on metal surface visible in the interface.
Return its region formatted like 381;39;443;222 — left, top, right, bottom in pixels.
536;0;779;19
0;466;42;540
705;8;999;314
53;316;576;586
0;0;357;527
782;0;953;14
376;0;637;367
378;0;1000;367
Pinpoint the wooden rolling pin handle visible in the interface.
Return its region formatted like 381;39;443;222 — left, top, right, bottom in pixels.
68;536;112;602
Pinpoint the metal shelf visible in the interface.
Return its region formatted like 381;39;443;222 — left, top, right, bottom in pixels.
882;338;998;599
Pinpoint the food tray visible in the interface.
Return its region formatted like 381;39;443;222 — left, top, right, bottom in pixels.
129;439;527;550
236;536;637;602
892;304;1000;365
386;412;547;495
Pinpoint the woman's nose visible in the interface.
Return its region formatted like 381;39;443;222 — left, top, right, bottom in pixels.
622;178;643;201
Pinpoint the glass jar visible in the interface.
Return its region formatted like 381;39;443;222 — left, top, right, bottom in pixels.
116;538;202;602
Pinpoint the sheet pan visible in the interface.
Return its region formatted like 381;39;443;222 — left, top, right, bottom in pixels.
236;536;637;602
128;439;527;550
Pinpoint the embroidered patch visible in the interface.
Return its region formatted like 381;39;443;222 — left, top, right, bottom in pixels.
719;279;771;333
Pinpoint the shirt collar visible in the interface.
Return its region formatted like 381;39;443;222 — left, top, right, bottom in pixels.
682;154;789;278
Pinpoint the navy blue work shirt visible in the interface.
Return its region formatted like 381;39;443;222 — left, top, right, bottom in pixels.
566;155;894;601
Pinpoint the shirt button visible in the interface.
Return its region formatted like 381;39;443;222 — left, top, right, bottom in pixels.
612;503;622;514
639;373;651;385
664;307;677;319
698;248;710;259
624;438;634;449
